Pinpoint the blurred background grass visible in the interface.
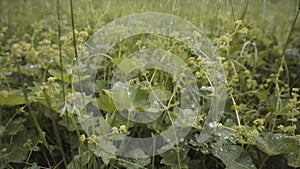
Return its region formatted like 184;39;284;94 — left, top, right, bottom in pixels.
1;0;299;40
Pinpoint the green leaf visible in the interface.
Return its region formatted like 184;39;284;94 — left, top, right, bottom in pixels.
13;129;40;149
66;134;80;150
114;58;139;74
48;69;71;83
1;128;40;162
189;133;203;147
173;107;197;128
58;115;79;131
96;94;116;113
48;69;90;83
118;149;151;169
95;79;107;93
151;87;172;101
0;143;28;163
80;116;112;137
97;117;111;135
254;133;297;156
112;82;131;110
67;151;91;169
214;125;236;144
212;142;256;169
0;125;5;136
255;90;269;101
0;90;26;106
26;162;41;169
160;145;190;169
111;57;125;65
287;148;300;168
19;64;43;76
129;81;151;110
5;117;26;135
88;140;117;165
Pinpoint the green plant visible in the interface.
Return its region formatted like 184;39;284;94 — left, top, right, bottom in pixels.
0;0;299;168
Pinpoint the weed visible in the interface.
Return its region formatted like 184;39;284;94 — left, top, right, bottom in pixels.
0;0;299;169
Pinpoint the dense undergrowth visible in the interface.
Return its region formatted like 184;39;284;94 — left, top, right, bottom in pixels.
0;0;300;168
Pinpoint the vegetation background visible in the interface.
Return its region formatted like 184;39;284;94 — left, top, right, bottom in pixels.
0;0;299;168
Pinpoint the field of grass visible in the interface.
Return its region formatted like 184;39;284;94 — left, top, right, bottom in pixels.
0;0;300;168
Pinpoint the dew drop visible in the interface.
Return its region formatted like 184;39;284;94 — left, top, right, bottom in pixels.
209;121;219;128
200;86;213;90
112;82;128;92
275;135;282;140
4;72;12;76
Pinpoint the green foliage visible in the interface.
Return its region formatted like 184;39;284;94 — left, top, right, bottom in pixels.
212;142;256;169
0;0;300;168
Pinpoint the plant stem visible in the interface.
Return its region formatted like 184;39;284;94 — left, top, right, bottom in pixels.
56;0;68;127
229;0;236;21
272;0;300;132
68;1;87;167
279;0;300;87
240;0;249;20
14;58;49;149
69;0;86;121
259;155;269;169
43;90;68;168
230;93;241;126
151;133;156;169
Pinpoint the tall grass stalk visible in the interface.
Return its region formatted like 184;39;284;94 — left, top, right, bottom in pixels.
271;0;300;132
13;53;49;150
280;0;300;87
240;0;249;20
43;90;68;168
55;1;70;167
69;0;86;168
56;0;67;127
229;0;236;21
